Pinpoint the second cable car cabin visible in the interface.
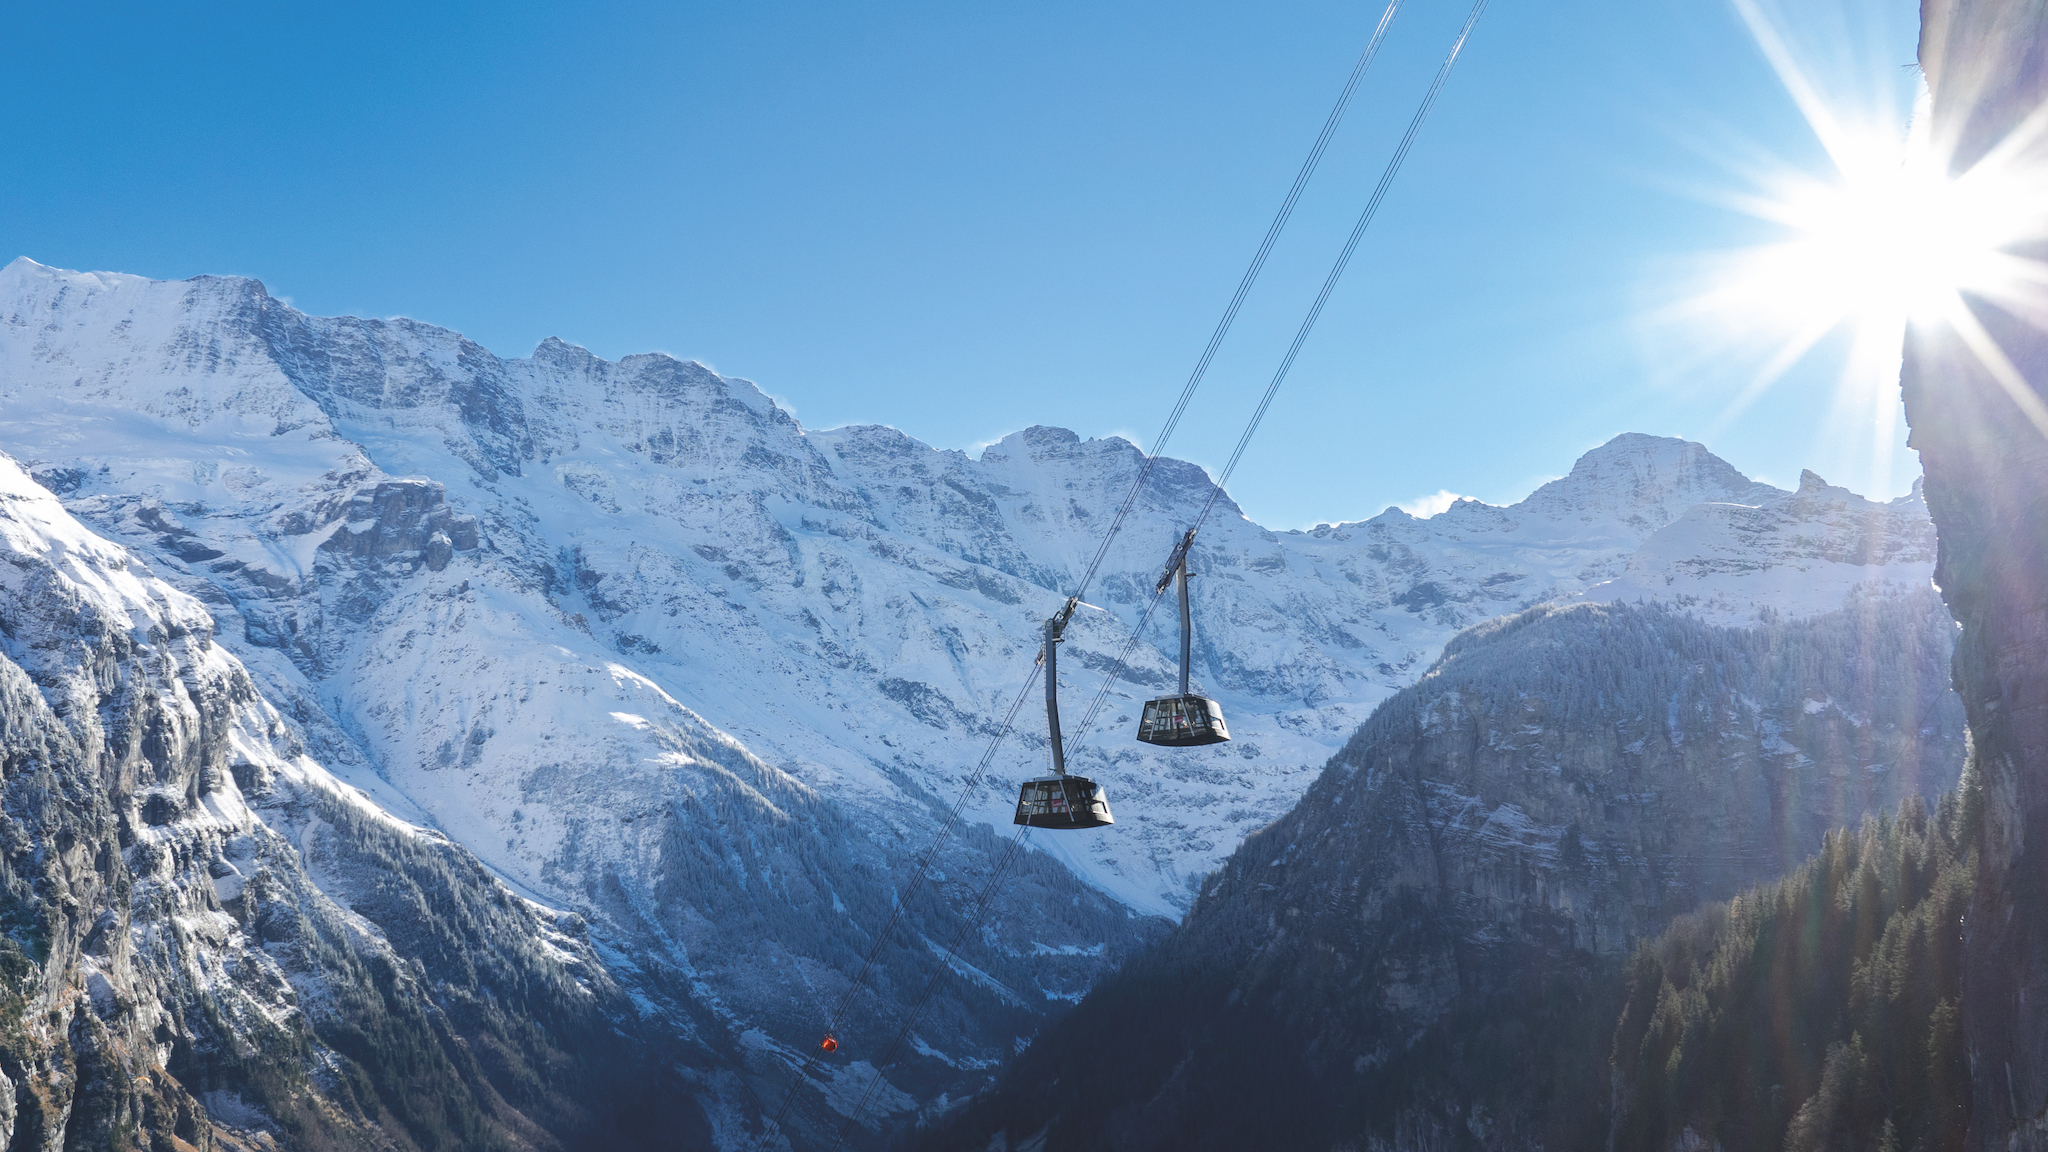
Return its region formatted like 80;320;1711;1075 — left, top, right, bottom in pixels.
1015;601;1115;830
1014;774;1113;829
1137;530;1230;747
1138;694;1229;746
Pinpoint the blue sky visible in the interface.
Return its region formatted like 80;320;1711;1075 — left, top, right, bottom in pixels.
3;0;1922;528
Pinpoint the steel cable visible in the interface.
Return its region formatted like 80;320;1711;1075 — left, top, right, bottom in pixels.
1071;586;1170;747
1061;0;1490;769
763;3;1468;1144
821;0;1493;1121
1065;0;1405;607
757;665;1040;1143
1201;0;1491;520
1062;0;1492;804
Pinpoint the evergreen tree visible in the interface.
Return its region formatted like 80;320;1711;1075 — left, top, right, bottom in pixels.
1610;782;1976;1151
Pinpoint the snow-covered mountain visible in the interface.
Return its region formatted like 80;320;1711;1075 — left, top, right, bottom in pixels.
0;258;1943;1145
0;449;733;1148
0;259;1935;918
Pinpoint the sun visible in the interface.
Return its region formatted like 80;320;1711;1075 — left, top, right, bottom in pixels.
1720;97;2048;347
1679;0;2048;452
1736;130;2009;331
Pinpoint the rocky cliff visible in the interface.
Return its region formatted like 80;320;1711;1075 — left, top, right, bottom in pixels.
914;592;1965;1151
1908;0;2048;1148
0;454;716;1149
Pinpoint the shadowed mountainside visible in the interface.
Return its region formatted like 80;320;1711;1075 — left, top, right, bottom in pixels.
912;592;1964;1151
0;454;713;1149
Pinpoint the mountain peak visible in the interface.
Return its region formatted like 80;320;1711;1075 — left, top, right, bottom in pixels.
1573;433;1735;473
1514;433;1775;535
979;425;1081;461
1;256;152;296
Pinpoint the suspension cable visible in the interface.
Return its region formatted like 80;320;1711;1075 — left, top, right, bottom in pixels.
761;3;1481;1143
1070;0;1493;763
815;4;1493;1137
1065;0;1406;606
757;664;1040;1142
830;825;1037;1151
1072;585;1171;746
1201;0;1490;518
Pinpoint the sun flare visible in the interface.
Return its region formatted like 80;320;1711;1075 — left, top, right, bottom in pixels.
1730;124;2026;332
1654;0;2048;483
1646;3;2048;467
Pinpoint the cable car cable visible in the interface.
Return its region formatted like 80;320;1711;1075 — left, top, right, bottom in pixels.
1072;588;1169;743
820;664;1040;1025
756;666;1042;1145
1065;0;1404;607
765;14;1411;1122
1068;0;1492;763
1202;0;1489;514
764;3;1481;1142
826;5;1494;1137
830;826;1036;1151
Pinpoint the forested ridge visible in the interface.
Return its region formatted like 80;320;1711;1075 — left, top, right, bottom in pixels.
1611;783;1976;1152
915;785;1975;1152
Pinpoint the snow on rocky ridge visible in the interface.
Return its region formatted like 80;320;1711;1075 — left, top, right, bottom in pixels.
0;448;747;1147
0;258;1936;923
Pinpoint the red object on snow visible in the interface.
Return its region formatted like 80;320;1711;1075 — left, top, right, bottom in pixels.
820;1036;839;1053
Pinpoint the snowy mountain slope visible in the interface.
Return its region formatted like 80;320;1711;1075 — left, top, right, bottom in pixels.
0;440;1150;1151
0;261;1167;1147
0;452;724;1149
0;259;1937;923
0;257;1953;1147
0;260;1941;922
1579;469;1940;623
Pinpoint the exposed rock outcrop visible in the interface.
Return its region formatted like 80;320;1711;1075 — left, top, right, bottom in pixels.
318;479;479;571
1909;1;2048;1147
0;455;714;1149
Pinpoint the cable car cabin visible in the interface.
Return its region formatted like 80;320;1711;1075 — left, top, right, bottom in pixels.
1137;693;1230;747
1135;533;1232;748
1014;775;1114;829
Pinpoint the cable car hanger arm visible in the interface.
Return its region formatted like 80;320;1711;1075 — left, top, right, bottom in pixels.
1155;527;1199;595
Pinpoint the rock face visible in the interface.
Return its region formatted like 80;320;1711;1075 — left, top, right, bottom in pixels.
0;444;1152;1152
1910;1;2048;1148
0;454;713;1149
917;593;1965;1151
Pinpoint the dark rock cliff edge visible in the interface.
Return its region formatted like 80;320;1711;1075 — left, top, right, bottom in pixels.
1910;1;2048;1148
